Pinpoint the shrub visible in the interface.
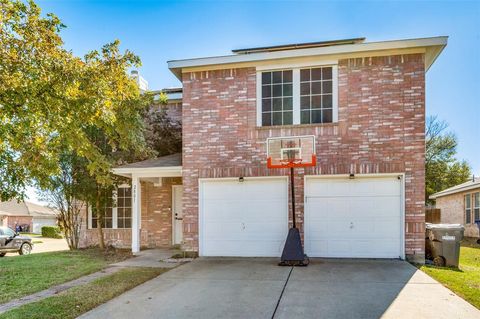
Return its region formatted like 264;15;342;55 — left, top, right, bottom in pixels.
41;226;62;239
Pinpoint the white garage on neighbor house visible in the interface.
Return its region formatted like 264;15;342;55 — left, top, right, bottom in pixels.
198;174;404;259
0;200;58;233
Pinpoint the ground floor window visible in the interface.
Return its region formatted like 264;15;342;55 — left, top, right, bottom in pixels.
465;194;472;224
89;185;131;229
474;192;480;223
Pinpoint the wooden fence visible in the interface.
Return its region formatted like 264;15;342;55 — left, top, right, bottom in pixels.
425;208;441;223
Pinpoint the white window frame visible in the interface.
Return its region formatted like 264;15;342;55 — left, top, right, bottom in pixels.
473;192;479;223
88;184;131;230
256;63;338;127
465;194;472;224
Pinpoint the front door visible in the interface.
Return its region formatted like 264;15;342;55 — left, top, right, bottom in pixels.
172;185;183;245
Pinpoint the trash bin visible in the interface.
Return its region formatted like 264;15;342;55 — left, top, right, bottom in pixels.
425;223;464;267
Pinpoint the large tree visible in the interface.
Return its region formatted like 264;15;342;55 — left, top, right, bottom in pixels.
0;0;152;201
38;152;90;249
425;115;471;204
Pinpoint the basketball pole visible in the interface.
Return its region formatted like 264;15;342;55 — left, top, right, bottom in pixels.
290;166;296;229
278;163;308;266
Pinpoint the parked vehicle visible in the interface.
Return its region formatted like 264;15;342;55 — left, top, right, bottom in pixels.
0;226;33;257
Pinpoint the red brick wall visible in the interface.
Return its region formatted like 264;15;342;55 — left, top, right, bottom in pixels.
4;216;33;232
79;177;181;248
181;53;426;262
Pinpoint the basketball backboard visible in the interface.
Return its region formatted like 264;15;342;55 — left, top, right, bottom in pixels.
266;135;316;168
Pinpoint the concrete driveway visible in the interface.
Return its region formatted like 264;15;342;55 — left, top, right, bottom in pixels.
80;258;480;319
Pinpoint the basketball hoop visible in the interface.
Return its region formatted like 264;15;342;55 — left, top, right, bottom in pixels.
266;135;316;169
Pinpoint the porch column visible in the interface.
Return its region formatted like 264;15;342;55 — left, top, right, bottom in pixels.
131;175;141;254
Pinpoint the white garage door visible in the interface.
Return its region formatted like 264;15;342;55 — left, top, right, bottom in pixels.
200;177;288;257
305;175;403;258
33;218;57;234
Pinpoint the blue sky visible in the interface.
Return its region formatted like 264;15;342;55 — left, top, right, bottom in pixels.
27;0;479;203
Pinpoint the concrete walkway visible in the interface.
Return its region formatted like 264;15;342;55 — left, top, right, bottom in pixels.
79;258;480;319
113;248;186;268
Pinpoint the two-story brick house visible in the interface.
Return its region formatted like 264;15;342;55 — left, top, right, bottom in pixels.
79;36;447;263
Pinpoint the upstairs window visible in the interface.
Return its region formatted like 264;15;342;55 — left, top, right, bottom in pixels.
300;67;333;124
257;65;337;127
465;194;471;224
261;70;293;126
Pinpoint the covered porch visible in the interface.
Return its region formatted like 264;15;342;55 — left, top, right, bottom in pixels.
112;153;183;254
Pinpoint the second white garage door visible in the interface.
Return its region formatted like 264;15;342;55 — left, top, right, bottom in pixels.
200;177;288;257
305;175;403;258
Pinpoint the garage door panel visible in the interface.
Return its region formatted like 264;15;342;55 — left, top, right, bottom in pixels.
201;178;288;257
204;222;244;240
245;200;286;221
306;178;400;198
242;221;286;237
307;198;400;221
204;200;245;221
305;176;402;258
243;181;286;199
203;182;240;200
205;199;286;222
307;198;350;220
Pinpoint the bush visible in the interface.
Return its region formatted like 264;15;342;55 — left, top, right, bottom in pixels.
41;226;62;239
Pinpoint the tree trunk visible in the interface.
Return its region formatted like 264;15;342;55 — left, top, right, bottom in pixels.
96;190;106;250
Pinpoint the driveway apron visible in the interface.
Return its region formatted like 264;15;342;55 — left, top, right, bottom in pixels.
79;258;480;319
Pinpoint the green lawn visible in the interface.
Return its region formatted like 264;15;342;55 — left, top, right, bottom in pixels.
0;248;131;304
420;243;480;309
0;267;166;319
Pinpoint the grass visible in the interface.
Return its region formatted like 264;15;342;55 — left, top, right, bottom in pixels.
0;248;131;304
420;242;480;309
0;267;166;319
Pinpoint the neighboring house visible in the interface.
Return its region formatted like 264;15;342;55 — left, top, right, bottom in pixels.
79;36;448;263
0;200;58;234
430;177;480;238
